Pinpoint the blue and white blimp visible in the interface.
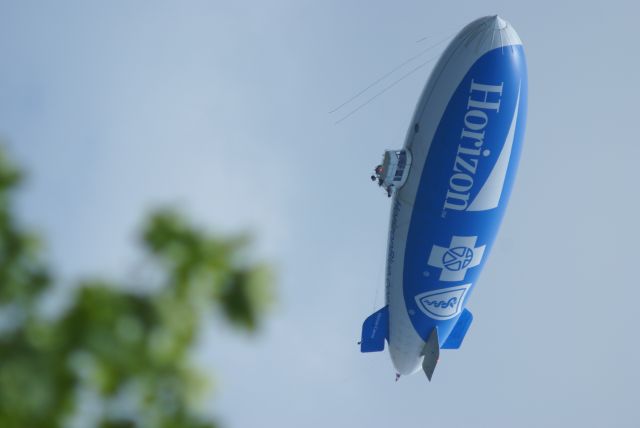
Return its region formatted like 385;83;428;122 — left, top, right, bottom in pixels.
361;15;527;381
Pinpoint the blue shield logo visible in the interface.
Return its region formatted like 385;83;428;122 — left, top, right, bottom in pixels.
414;285;470;320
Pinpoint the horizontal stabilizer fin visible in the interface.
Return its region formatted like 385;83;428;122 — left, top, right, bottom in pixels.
442;309;473;350
422;328;440;381
360;306;389;353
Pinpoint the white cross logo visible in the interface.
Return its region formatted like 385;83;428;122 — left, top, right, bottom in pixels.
427;236;485;282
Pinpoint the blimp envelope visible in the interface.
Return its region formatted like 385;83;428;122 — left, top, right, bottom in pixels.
362;15;527;379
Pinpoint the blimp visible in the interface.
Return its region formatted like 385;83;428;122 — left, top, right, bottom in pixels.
360;15;527;381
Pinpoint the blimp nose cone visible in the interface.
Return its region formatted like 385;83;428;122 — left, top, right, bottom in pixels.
465;14;521;51
492;15;507;30
452;15;521;52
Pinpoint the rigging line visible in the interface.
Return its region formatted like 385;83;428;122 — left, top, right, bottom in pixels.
414;24;462;43
328;33;454;114
334;55;438;125
415;30;451;44
415;34;445;43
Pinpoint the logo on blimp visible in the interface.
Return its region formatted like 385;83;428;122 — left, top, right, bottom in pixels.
415;285;470;320
442;246;474;271
428;235;485;281
443;82;521;213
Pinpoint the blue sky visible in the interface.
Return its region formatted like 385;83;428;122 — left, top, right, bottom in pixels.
1;1;639;427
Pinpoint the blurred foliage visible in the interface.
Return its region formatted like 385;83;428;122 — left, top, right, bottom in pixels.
0;149;273;428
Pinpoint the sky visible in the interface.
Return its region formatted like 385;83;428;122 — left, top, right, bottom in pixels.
1;1;639;427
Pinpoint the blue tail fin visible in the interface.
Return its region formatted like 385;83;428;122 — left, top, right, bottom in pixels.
360;306;389;353
442;308;473;349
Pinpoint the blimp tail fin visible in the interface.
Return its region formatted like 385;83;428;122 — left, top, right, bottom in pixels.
442;309;473;349
360;306;389;353
422;328;440;381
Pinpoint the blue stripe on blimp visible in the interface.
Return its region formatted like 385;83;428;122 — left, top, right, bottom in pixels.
403;45;528;344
